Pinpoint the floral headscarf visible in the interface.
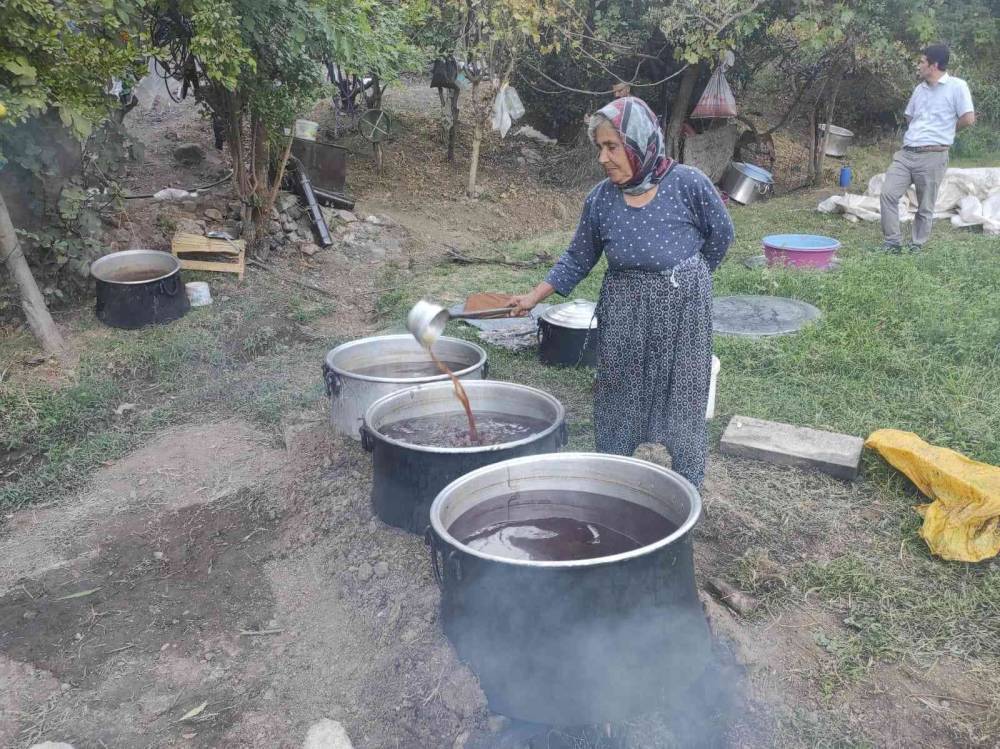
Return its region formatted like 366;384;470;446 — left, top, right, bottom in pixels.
590;96;672;195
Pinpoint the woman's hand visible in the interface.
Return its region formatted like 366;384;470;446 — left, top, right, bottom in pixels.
505;282;555;317
505;293;537;317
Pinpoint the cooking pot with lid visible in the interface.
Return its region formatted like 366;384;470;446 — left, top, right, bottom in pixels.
538;299;598;367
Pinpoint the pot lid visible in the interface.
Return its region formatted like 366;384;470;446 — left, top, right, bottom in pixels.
540;299;598;329
732;162;774;184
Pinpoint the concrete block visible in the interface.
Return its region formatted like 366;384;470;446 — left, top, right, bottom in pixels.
719;415;863;480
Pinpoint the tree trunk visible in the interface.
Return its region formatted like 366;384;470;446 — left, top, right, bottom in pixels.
467;120;482;197
0;191;66;359
665;63;701;161
812;69;844;186
447;89;460;162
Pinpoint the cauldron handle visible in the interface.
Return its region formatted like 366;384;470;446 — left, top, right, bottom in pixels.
558;421;569;447
481;360;490;379
322;362;341;397
359;424;375;452
446;551;463;582
159;274;181;296
424;527;444;588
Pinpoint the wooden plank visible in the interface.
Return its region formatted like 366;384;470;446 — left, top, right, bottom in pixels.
171;232;243;255
719;415;864;480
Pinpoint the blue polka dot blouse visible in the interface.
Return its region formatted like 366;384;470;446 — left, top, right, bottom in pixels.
545;164;735;296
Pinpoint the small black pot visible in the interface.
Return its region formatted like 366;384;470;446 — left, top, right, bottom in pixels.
91;250;189;330
538;300;598;367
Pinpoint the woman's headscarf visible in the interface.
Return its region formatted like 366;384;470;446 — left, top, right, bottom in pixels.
589;96;671;195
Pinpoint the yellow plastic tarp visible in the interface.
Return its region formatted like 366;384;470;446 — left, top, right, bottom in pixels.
865;429;1000;562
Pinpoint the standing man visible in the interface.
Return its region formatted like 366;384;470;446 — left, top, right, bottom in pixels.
880;44;975;251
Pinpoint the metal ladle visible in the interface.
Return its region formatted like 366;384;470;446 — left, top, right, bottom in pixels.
407;299;514;347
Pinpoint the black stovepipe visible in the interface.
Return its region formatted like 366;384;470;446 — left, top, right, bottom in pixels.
291;158;334;247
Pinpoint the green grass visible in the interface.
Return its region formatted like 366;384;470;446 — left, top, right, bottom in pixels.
0;281;331;509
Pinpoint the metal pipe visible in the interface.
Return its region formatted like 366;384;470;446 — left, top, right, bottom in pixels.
291;159;333;247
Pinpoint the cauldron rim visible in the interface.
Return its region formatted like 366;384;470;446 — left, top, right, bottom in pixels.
325;334;487;385
429;451;702;569
363;380;565;455
91;249;181;285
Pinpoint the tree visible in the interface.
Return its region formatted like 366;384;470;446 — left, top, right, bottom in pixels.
430;0;566;196
1;0;142;358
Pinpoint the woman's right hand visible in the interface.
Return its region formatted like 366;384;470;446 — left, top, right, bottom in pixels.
505;293;537;317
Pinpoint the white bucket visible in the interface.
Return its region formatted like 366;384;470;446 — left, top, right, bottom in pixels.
185;281;212;307
706;355;721;419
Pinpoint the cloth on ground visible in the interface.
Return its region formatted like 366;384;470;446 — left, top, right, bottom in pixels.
817;167;1000;235
448;302;551;351
866;429;1000;563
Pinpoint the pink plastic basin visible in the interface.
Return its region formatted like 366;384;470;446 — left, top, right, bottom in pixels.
763;234;840;269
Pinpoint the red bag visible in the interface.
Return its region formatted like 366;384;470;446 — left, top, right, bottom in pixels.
691;64;737;119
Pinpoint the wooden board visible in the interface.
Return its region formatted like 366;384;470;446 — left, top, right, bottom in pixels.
171;232;246;280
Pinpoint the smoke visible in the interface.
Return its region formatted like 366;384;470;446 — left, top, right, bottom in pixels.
436;528;745;748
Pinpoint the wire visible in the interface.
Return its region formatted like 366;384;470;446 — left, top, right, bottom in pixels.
117;170;234;200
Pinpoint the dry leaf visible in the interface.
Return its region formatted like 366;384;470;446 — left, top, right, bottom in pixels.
179;701;207;722
55;587;102;601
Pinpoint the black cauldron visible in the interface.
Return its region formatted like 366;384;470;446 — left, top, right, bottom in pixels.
427;452;713;726
91;250;189;329
361;380;567;534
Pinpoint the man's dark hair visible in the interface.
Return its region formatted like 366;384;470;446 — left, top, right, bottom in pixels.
922;44;950;71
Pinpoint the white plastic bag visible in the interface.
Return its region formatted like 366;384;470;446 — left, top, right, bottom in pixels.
491;85;525;138
691;58;737;119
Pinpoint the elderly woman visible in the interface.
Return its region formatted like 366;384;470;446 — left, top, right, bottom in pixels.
508;97;734;487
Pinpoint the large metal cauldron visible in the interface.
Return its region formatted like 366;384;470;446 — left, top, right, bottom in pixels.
91;250;189;329
323;335;487;440
427;453;712;726
362;381;567;534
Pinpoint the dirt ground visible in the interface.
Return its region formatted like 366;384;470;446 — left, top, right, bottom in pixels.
2;78;998;749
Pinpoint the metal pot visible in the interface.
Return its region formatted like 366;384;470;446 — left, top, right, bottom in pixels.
426;453;711;725
90;250;189;329
323;335;487;440
719;161;773;205
818;124;854;157
427;452;712;726
538;299;598;367
362;381;567;534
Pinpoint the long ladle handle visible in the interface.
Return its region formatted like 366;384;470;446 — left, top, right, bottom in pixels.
450;306;518;320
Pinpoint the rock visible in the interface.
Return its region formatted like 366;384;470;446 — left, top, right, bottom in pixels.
277;192;300;212
299;242;320;256
488;715;511;734
356;562;373;582
114;402;137;417
303;719;354;749
373;561;389;578
365;215;383;225
175;218;206;236
263;688;276;701
286;204;304;221
23;610;37;620
333;209;358;223
29;744;76;749
173;143;205;166
204;208;224;221
520;146;542;164
270;220;282;234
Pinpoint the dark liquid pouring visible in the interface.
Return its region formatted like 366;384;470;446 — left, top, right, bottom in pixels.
428;348;479;444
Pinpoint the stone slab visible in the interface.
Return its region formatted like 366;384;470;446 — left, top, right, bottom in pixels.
719;415;864;480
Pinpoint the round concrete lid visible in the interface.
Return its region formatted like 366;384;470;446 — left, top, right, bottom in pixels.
713;295;822;337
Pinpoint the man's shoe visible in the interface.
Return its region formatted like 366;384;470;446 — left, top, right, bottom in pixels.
906;243;924;253
878;242;903;254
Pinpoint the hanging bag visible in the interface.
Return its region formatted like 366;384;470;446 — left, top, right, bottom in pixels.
691;58;737;119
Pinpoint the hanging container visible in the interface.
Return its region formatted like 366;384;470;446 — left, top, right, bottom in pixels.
818;124;854;157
